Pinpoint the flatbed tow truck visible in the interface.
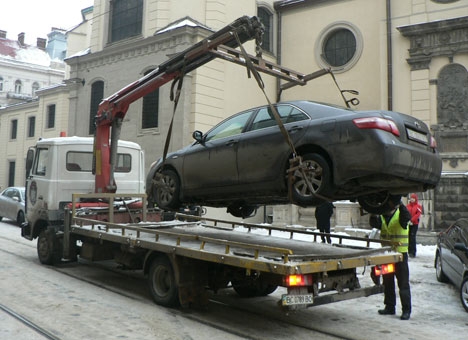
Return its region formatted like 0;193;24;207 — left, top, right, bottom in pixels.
22;16;402;311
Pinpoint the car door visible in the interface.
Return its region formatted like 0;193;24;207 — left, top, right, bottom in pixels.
0;188;15;220
237;104;309;185
444;225;465;286
182;110;253;194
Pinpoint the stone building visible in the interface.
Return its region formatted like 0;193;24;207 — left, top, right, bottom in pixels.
2;0;467;230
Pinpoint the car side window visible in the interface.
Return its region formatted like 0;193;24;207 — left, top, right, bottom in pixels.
250;105;309;131
205;110;252;141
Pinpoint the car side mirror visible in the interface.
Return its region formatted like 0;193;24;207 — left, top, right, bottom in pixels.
192;130;204;144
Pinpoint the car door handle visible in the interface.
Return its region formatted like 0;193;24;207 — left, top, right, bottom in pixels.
225;139;238;146
288;126;304;133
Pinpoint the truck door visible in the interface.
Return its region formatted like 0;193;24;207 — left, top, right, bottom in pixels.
25;146;51;223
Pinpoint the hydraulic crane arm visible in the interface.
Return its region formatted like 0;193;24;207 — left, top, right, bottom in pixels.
93;15;327;194
94;16;265;193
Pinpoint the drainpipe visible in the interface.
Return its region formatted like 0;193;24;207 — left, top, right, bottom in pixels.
386;0;393;111
276;10;283;103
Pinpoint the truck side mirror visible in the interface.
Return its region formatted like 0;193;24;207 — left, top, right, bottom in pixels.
25;149;35;177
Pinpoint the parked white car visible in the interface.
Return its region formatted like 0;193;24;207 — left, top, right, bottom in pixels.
0;187;26;226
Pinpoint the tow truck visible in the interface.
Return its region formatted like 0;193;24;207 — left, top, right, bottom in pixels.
21;16;401;310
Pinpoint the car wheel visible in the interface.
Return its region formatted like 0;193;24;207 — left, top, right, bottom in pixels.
17;210;25;226
460;276;468;313
227;204;257;218
148;256;179;307
154;169;181;210
358;192;401;214
435;252;449;283
291;153;330;205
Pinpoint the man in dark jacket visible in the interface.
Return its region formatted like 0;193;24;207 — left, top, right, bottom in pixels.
370;195;412;320
315;202;334;243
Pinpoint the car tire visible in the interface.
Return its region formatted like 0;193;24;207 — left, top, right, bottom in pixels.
291;153;330;205
459;276;468;313
435;252;449;283
154;169;181;210
17;210;25;226
358;192;401;214
227;204;257;218
148;256;180;307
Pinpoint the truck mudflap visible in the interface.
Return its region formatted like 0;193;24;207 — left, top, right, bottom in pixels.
280;284;384;311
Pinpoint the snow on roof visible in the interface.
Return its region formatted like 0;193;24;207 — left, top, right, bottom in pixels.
155;16;212;35
66;47;91;59
0;36;55;67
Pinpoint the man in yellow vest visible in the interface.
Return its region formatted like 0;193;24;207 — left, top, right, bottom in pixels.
370;195;412;320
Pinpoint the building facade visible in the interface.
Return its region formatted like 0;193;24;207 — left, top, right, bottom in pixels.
2;0;468;229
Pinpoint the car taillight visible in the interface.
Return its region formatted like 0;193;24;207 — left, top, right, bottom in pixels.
353;117;400;137
373;263;395;276
430;136;437;149
284;274;313;287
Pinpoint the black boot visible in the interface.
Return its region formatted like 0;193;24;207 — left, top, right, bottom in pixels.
378;307;395;315
400;311;411;320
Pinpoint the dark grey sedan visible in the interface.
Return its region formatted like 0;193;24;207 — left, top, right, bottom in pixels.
435;218;468;312
0;186;26;226
147;101;442;217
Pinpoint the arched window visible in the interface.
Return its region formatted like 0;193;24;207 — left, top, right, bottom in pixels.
257;7;273;53
15;80;22;94
89;80;104;135
142;69;159;129
32;82;40;96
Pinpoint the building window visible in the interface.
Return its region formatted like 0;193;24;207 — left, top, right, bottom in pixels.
32;82;40;96
324;29;356;67
315;22;363;73
89;81;104;135
110;0;143;43
142;69;159;129
8;161;15;187
28;116;36;138
47;104;56;128
257;7;273;53
10;119;17;140
15;80;22;94
0;76;3;91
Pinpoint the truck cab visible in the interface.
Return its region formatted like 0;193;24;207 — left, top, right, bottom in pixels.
22;136;145;241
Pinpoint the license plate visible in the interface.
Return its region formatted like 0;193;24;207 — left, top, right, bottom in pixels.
407;129;427;144
281;294;314;306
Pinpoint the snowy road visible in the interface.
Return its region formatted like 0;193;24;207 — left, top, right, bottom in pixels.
1;219;467;340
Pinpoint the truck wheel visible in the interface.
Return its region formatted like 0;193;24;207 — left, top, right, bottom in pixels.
291;153;330;205
435;252;449;283
231;279;277;297
37;229;61;265
148;256;179;307
460;276;468;312
155;169;181;210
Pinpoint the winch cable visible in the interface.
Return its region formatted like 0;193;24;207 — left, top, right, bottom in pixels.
233;32;331;203
162;66;186;163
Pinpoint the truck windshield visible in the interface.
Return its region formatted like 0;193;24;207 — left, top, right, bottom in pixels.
66;151;131;172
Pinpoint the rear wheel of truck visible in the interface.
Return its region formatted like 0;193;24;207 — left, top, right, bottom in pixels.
148;256;180;307
37;229;62;265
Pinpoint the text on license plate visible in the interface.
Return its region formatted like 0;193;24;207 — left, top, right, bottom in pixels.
406;129;427;144
281;294;314;306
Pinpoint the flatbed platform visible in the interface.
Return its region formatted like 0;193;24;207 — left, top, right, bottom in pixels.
68;212;402;276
